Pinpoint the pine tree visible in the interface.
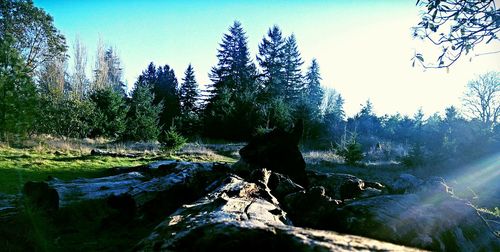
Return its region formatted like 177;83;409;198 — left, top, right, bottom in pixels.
305;58;323;111
204;21;259;139
257;25;286;99
123;83;161;141
137;62;180;130
283;34;304;104
179;64;199;113
178;64;200;136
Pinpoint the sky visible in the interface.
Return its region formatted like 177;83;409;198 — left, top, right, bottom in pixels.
34;0;500;117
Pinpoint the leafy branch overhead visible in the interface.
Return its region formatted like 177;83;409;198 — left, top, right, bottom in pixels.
412;0;499;69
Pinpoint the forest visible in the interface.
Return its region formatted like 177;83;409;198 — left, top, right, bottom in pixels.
0;0;499;251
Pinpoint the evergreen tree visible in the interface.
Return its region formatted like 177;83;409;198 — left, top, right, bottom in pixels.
305;58;323;111
89;86;128;138
178;64;201;136
283;34;304;104
123;83;161;141
0;35;37;140
179;64;199;113
205;21;259;139
257;25;286;99
137;62;180;130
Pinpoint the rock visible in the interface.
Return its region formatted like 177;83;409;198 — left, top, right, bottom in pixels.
267;171;304;202
282;186;342;229
390;173;423;193
23;181;59;212
307;171;365;200
335;177;500;251
135;174;420;252
237;120;308;187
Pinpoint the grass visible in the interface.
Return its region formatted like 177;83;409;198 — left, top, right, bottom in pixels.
0;146;158;194
0;137;238;251
0;139;237;195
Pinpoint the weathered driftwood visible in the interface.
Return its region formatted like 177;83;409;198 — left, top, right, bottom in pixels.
44;160;230;220
135;173;421;252
90;148;139;158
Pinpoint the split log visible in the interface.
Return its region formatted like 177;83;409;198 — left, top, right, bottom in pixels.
135;174;421;251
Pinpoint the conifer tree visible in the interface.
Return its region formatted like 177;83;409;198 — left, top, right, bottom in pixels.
178;64;200;136
305;58;323;111
89;86;128;138
123;83;161;141
137;62;180;130
283;34;304;104
205;21;259;139
257;25;286;98
179;64;199;113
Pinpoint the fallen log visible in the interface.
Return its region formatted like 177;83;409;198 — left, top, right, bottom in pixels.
135;173;421;251
90;149;139;158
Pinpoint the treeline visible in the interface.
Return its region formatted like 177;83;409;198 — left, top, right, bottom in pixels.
1;1;499;166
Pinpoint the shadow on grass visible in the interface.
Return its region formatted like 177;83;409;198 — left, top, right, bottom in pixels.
50;155;99;162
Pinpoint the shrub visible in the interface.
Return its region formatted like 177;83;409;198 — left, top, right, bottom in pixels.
401;143;425;167
159;125;187;153
338;141;364;165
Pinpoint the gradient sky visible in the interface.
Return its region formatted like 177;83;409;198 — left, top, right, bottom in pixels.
34;0;500;116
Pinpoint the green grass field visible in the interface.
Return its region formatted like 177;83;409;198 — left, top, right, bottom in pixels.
0;147;158;194
0;142;237;195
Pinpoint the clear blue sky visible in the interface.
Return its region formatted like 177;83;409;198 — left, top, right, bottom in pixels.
34;0;500;116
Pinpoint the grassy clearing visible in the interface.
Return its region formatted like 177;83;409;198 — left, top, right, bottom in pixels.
0;146;157;194
0;139;237;195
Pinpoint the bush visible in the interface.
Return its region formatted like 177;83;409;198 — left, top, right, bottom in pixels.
338;141;363;165
159;125;187;152
401;143;425;167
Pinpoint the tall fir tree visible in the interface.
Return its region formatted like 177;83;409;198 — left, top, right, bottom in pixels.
137;62;180;130
257;25;286;99
178;64;200;136
179;64;199;113
283;34;304;104
305;58;323;112
205;21;259;139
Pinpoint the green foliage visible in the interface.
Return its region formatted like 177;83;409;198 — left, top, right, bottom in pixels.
0;35;37;141
0;0;67;73
123;84;161;141
337;133;363;165
401;143;425;167
204;21;260;140
36;95;95;138
305;59;323;111
159;125;187;152
89;86;128;138
179;64;199;113
338;140;363;166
